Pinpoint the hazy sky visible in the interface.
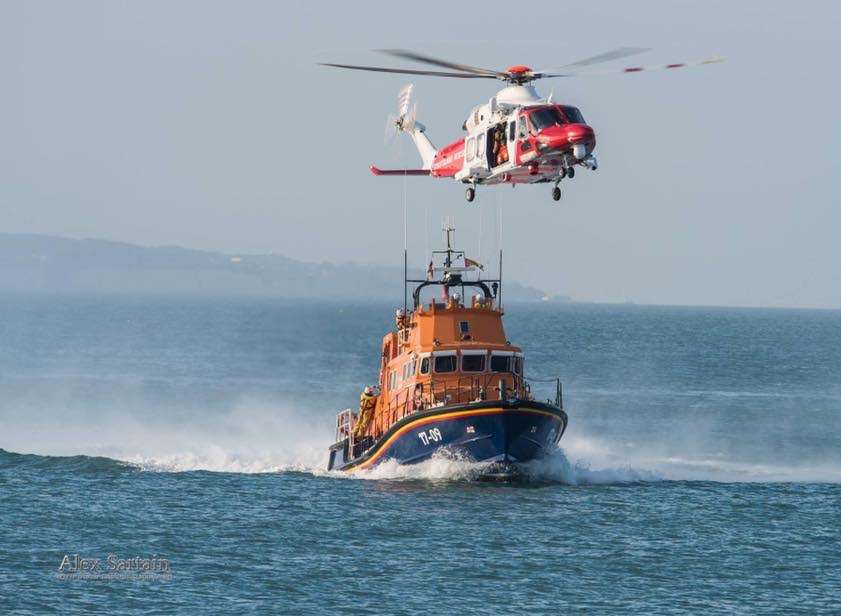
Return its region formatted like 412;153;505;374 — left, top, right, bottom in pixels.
3;1;840;308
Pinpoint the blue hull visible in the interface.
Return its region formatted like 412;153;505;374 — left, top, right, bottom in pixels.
328;399;567;475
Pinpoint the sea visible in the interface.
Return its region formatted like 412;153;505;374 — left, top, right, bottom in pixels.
1;296;839;614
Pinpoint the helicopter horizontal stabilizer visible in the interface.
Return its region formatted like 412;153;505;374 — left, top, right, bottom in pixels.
369;165;431;176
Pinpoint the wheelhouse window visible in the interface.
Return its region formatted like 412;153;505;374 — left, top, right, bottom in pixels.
403;360;416;381
560;106;585;124
419;357;430;375
490;354;511;372
513;356;523;375
529;107;565;131
462;353;485;372
459;321;470;335
434;355;457;373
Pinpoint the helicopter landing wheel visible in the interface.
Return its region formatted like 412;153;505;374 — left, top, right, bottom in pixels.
567;166;576;179
559;168;567;179
552;186;562;201
465;187;476;202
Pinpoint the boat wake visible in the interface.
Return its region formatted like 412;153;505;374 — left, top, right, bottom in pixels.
349;447;658;485
554;433;841;484
344;432;841;485
0;397;332;475
2;398;840;483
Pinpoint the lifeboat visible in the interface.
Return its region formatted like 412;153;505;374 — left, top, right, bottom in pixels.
327;226;567;479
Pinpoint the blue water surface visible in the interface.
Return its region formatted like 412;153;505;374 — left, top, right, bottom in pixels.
1;297;839;614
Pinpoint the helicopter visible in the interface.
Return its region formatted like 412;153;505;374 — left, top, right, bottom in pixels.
321;48;723;202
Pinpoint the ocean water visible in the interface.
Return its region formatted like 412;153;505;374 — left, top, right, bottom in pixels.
1;296;840;614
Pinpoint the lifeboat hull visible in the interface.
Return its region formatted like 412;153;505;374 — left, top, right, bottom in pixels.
327;400;567;476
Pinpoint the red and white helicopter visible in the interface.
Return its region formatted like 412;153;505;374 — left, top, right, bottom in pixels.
322;48;722;202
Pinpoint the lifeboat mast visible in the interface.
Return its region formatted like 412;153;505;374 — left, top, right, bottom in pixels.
404;223;503;313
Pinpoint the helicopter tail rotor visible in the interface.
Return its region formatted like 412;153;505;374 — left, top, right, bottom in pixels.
382;83;436;168
385;84;418;144
384;111;400;144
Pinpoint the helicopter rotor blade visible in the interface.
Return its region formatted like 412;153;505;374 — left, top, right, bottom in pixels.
384;112;399;145
403;102;417;134
536;47;650;73
397;83;413;118
319;62;495;79
536;55;725;79
376;49;507;78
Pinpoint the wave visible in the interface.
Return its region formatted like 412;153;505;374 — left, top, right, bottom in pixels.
0;448;135;474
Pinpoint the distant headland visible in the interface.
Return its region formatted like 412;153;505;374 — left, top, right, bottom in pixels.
0;233;553;301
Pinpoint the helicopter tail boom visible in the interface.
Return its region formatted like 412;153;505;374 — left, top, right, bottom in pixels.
407;124;437;169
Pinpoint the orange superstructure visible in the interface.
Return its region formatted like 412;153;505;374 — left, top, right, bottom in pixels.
368;293;528;440
353;227;533;443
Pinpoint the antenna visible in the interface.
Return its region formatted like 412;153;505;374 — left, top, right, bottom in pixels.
498;249;503;310
496;199;503;310
441;216;455;269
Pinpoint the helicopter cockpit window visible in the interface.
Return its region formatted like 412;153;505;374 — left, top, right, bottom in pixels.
561;106;585;124
529;107;566;131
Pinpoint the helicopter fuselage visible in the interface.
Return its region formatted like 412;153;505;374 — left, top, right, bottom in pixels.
429;85;596;188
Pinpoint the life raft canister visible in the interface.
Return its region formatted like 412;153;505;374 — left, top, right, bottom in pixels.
352;387;379;440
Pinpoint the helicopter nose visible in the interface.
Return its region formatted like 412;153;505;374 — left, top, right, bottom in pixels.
566;123;595;145
536;126;568;149
537;124;596;153
566;124;596;159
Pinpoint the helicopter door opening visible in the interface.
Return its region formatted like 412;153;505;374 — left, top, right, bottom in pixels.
489;122;509;169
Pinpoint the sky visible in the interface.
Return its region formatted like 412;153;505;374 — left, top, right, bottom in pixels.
2;0;840;308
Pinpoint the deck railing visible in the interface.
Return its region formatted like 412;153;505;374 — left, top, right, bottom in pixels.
374;374;563;440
